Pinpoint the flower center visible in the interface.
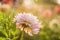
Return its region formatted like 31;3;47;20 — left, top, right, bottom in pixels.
22;23;30;28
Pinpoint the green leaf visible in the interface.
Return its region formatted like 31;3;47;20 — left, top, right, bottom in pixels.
0;12;4;19
10;29;20;36
0;26;3;31
0;31;8;38
0;37;5;40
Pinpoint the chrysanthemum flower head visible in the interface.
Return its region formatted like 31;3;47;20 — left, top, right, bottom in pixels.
13;12;41;36
49;18;60;32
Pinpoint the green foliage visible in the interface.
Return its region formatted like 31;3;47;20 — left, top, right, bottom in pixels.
0;37;5;40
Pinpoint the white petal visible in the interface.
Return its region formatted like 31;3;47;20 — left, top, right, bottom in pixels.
28;31;33;36
24;28;28;33
20;27;24;31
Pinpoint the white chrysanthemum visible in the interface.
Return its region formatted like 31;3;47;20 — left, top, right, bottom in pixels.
49;18;60;32
13;12;41;36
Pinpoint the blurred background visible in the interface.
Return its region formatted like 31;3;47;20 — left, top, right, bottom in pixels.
0;0;60;40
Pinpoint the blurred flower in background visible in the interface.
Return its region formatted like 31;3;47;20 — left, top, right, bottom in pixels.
0;0;12;13
54;5;60;13
13;0;20;7
57;0;60;4
13;12;41;36
2;4;11;9
42;9;52;18
2;0;12;6
0;0;19;7
49;17;60;32
23;0;34;9
0;4;11;15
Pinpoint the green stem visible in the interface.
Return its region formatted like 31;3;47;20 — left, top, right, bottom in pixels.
20;31;24;40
